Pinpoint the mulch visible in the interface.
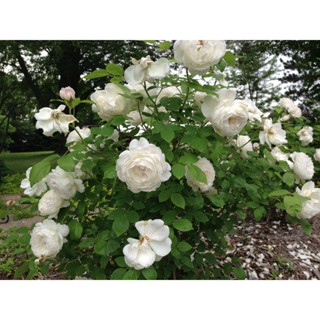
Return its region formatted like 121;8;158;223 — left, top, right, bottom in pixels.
219;215;320;280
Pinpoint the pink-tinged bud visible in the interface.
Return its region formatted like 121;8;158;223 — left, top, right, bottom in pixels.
279;115;290;122
59;86;76;101
314;149;320;162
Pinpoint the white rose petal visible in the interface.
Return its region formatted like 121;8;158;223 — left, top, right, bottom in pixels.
156;86;180;104
116;138;171;193
123;238;156;270
124;56;170;86
30;219;69;259
46;166;85;199
66;127;91;146
314;149;320;162
297;126;313;146
185;157;215;192
20;167;47;197
201;89;248;137
35;105;77;137
235;135;253;159
296;181;320;219
38;190;70;219
174;40;226;75
259;119;287;147
90;83;133;121
123;219;172;270
291;152;314;183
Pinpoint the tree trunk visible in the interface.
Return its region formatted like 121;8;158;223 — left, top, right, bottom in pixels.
15;48;47;108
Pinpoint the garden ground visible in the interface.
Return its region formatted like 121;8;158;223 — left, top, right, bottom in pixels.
1;192;320;280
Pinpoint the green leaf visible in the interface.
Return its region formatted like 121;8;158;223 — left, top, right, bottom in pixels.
173;219;193;232
101;126;115;137
301;219;312;235
29;154;59;186
79;237;95;249
123;269;138;280
68;220;83;240
179;154;197;165
190;137;208;152
14;262;29;279
161;126;175;143
171;193;186;209
111;268;126;280
284;196;303;216
106;239;120;255
115;256;127;268
112;215;129;236
210;194;225;208
269;189;291;197
223;51;237;67
57;153;76;172
84;69;109;80
194;211;209;223
159;97;182;111
234;267;246;280
158;189;171;202
158;41;171;51
142;266;157;279
177;241;192;252
70;97;81;109
106;63;124;76
282;172;295;187
103;165;117;179
187;164;207;184
253;207;266;221
110;115;126;125
94;240;108;256
162;210;176;224
172;163;185;180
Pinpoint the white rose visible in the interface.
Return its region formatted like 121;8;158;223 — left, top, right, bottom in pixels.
194;91;208;107
38;190;70;219
124;56;170;86
245;100;263;123
279;98;295;110
59;86;76;101
46;166;85;199
259;119;288;147
116;137;171;193
296;181;320;219
90;83;133;121
66;127;91;146
271;147;290;162
34;105;77;137
30;219;69;259
126;82;158;98
174;40;226;75
291;152;314;183
279;98;302;118
279;115;291;122
235;135;253;159
297;126;313;146
288;106;302;118
314;149;320;162
185;157;215;192
20;167;47;197
201;89;248;137
253;142;260;152
123;219;172;270
155;86;181;104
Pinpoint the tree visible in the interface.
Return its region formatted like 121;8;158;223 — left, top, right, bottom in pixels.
227;41;282;110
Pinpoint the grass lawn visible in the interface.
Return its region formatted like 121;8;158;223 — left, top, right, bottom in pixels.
0;151;54;173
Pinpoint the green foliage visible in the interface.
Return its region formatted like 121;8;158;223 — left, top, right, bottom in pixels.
8;40;319;281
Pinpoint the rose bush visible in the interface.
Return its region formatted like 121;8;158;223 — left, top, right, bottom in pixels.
18;40;320;280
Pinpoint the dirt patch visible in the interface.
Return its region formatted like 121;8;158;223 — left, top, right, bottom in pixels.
219;216;320;280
